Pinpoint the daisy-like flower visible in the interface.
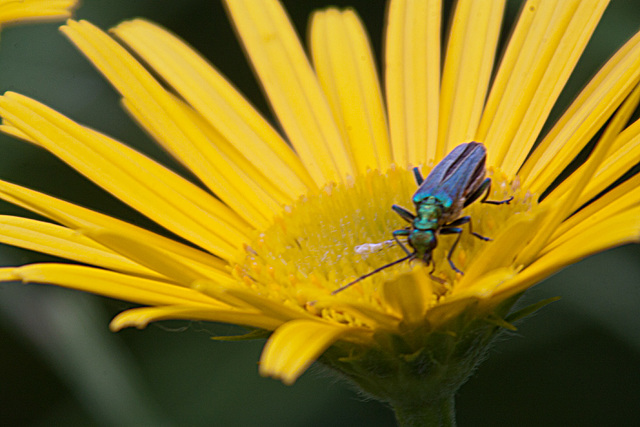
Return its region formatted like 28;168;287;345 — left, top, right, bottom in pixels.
1;0;640;424
0;0;76;29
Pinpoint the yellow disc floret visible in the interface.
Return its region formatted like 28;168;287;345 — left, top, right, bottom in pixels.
238;166;533;325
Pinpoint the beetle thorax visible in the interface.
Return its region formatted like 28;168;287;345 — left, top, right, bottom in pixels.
414;198;444;230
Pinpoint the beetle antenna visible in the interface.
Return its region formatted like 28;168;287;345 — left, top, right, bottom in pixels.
332;253;414;294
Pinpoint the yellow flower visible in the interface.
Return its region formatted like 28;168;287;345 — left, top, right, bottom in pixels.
0;2;639;414
0;0;76;28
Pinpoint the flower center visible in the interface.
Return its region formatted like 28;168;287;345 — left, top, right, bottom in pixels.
239;166;533;308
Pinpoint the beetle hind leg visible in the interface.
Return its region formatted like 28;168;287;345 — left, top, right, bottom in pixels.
465;178;513;207
439;225;464;274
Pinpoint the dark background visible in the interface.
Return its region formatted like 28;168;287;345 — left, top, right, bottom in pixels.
0;1;639;425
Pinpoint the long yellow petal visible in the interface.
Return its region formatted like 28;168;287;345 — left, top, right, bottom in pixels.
449;267;517;304
384;0;441;165
457;205;551;290
80;229;236;288
0;264;224;307
0;0;76;25
223;287;320;323
549;78;640;208
61;20;280;228
439;0;505;154
493;206;640;302
478;0;608;172
546;111;640;207
145;94;295;206
224;0;354;185
0;179;231;276
0;92;250;259
111;18;314;198
260;319;352;385
110;305;282;332
0;216;166;279
522;28;640;193
545;173;640;253
516;114;615;267
310;8;391;174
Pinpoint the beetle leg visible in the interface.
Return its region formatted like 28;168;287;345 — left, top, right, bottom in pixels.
428;262;445;284
444;216;490;241
392;228;412;256
392;204;415;223
464;178;487;206
439;226;463;274
480;177;513;205
441;215;493;274
465;178;513;207
412;167;424;185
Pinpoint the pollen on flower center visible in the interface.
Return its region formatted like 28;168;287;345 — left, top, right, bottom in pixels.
237;166;534;311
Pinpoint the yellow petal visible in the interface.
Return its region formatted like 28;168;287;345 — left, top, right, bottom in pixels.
493;205;640;302
522;28;640;193
310;8;391;173
260;319;352;385
385;0;441;165
0;92;250;259
547;171;640;250
430;268;517;318
80;229;236;288
425;296;479;329
451;267;517;304
0;179;231;276
310;299;401;331
545;87;640;206
438;0;505;153
457;205;551;289
478;0;608;173
1;264;224;307
224;0;354;185
517;109;617;266
110;305;282;332
382;267;436;325
584;123;640;204
0;215;165;279
149;95;295;206
61;19;280;228
0;0;76;25
0;121;30;141
224;287;320;323
111;19;314;198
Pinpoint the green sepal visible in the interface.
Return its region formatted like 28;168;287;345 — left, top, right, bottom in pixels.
484;314;517;331
210;328;270;341
318;307;509;426
316;293;537;426
505;296;561;323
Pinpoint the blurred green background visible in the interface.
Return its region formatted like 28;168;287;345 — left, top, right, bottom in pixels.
0;1;639;425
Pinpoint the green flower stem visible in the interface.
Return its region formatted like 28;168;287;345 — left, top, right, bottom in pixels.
392;395;456;427
319;298;527;426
